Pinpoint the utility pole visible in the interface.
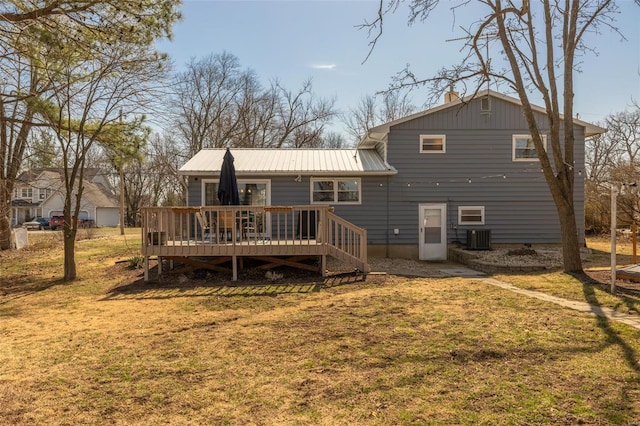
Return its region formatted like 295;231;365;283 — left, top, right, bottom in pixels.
119;110;125;236
611;186;618;293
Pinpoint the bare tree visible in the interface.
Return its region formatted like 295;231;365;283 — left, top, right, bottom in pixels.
0;0;180;250
272;79;337;148
362;0;626;273
24;129;63;170
40;40;170;280
233;76;279;148
322;132;350;148
172;52;250;155
343;91;416;143
607;110;640;164
585;129;619;233
610;163;640;225
147;133;188;205
586;108;640;232
168;53;338;153
343;95;378;143
586;131;620;183
0;37;53;249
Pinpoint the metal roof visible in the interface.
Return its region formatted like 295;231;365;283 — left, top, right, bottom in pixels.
179;148;397;176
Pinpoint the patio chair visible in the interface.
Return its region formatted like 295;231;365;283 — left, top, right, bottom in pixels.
216;210;236;241
195;210;212;241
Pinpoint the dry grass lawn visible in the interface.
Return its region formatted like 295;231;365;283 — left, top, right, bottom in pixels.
1;230;639;425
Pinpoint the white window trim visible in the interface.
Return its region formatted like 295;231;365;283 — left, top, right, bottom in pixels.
458;206;485;225
419;134;446;154
310;177;362;205
201;178;271;206
512;134;547;162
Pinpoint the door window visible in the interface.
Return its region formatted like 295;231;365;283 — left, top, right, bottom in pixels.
424;208;442;244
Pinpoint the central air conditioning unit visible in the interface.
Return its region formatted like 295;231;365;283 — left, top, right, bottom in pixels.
467;229;491;250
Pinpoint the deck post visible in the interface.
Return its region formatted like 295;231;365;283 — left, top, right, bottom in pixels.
157;256;162;279
232;255;238;281
144;256;149;282
321;254;326;277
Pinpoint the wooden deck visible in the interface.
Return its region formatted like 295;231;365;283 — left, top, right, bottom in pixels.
141;205;368;280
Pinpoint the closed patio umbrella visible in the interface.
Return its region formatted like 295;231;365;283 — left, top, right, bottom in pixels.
217;148;240;205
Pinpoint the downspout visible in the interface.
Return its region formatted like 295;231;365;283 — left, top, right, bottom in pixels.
386;174;390;258
183;175;189;206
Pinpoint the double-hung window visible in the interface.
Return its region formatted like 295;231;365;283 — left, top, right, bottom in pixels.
512;134;547;161
39;188;52;200
311;178;361;204
420;135;446;153
20;187;33;198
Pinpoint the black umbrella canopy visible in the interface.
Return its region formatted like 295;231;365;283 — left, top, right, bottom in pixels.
217;148;240;205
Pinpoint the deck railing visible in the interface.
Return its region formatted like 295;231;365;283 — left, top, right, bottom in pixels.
325;210;368;272
140;205;368;273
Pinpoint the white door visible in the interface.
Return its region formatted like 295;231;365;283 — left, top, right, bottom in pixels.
419;203;447;260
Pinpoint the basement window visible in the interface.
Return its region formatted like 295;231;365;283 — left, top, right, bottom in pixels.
458;206;485;225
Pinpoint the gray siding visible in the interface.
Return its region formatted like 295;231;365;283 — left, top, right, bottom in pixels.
186;174;390;244
386;95;585;245
183;94;587;252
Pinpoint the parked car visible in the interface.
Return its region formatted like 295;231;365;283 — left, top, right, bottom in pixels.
22;217;50;230
49;215;65;231
49;215;93;230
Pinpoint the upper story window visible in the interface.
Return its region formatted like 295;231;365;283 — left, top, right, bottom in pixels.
39;188;52;200
512;134;547;161
420;135;446;153
311;178;361;204
458;206;485;225
17;187;33;199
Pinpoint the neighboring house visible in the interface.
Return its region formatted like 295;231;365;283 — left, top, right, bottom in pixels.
178;90;605;261
11;168;120;227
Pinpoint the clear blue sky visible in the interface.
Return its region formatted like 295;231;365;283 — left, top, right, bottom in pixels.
156;0;640;132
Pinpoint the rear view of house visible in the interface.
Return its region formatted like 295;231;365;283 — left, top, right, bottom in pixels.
142;90;604;280
358;90;604;259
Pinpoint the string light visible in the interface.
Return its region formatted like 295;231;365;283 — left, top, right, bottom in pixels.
394;167;577;188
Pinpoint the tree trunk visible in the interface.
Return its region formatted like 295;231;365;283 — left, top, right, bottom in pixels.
0;207;13;250
0;179;14;249
63;225;77;281
556;196;584;274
